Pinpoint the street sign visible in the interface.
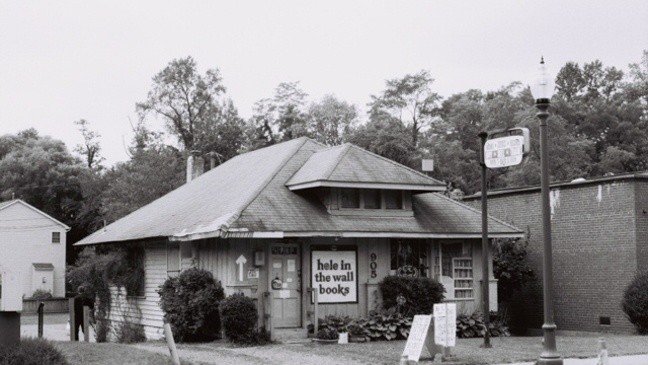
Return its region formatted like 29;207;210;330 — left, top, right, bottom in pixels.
484;135;525;168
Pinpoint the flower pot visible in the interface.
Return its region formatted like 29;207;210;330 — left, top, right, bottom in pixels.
312;338;338;344
349;336;368;343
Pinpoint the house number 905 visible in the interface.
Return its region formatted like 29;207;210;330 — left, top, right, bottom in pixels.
369;253;377;278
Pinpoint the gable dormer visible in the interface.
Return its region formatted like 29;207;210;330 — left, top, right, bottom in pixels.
286;143;445;216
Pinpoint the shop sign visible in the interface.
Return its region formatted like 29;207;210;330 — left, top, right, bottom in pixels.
311;248;357;303
433;303;457;347
402;314;439;362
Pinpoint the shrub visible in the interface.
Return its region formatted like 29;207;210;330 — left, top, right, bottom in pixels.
379;276;444;315
316;327;339;340
0;338;68;365
308;315;353;334
361;310;412;341
220;293;259;344
456;312;510;338
158;268;225;342
31;289;53;300
494;238;543;335
622;271;648;334
115;322;146;343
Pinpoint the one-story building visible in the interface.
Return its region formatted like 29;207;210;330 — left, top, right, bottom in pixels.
464;172;648;333
77;137;522;339
0;199;69;298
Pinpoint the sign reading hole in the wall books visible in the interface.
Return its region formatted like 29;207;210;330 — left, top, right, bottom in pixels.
311;246;358;304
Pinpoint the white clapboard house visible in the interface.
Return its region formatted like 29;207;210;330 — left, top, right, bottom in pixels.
77;137;522;339
0;199;69;298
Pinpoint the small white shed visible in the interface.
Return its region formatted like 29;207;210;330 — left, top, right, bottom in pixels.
0;200;69;298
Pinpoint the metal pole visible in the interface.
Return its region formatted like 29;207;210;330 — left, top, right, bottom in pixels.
37;302;44;338
536;100;562;365
478;131;491;348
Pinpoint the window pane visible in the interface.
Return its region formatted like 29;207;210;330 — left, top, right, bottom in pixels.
389;239;428;277
340;189;360;208
362;189;381;209
51;232;61;243
167;243;180;273
384;190;402;210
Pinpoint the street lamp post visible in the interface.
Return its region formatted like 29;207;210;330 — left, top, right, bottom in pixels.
532;57;563;365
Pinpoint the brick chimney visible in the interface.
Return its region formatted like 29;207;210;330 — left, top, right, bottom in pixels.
186;150;204;183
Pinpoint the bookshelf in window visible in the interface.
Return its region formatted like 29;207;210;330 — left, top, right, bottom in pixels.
452;257;474;299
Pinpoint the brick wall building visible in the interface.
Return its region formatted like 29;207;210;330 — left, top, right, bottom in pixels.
464;172;648;333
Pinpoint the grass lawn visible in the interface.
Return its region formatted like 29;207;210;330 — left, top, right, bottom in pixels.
54;341;196;365
132;334;648;365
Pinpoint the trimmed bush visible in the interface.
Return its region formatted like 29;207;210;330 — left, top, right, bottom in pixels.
158;268;225;342
31;289;53;300
622;271;648;334
0;338;68;365
379;276;445;315
115;322;146;343
220;293;259;344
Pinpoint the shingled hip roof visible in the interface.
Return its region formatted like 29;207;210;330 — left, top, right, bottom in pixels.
286;143;445;191
76;137;522;246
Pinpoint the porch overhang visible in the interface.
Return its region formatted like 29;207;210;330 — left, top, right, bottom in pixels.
286;180;445;192
223;230;524;239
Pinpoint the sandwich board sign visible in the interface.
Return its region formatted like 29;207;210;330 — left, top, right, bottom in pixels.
402;315;440;362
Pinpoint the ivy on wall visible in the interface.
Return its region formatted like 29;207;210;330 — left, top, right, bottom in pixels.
67;243;146;341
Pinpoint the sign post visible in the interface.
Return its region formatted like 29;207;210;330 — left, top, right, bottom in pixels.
479;127;529;349
0;268;23;348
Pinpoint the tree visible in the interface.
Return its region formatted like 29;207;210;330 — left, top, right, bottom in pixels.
555;62;585;101
74;119;104;169
100;133;185;224
368;70;441;146
306;95;358;145
249;82;309;145
346;118;419;168
0;129;86;262
136;56;227;151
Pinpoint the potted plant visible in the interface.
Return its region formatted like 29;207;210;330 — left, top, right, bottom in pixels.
313;328;339;344
347;323;368;343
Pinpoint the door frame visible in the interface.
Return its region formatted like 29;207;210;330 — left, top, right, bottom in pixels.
268;242;303;328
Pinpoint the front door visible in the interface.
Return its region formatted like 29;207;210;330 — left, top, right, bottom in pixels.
269;244;301;328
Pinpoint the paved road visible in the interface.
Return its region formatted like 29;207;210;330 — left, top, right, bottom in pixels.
20;313;95;342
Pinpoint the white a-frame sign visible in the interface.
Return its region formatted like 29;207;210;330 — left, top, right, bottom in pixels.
402;303;457;362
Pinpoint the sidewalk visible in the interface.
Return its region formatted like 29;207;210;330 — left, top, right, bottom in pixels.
499;354;648;365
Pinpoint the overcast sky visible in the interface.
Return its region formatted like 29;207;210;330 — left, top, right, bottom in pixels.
1;1;647;165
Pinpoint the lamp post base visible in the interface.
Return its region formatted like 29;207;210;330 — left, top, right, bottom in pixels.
536;357;563;365
537;323;563;365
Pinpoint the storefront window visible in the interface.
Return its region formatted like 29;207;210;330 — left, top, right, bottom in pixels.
167;242;180;277
363;189;381;209
440;242;473;299
390;239;428;277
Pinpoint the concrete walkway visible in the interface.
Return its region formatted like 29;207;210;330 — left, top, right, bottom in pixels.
499;354;648;365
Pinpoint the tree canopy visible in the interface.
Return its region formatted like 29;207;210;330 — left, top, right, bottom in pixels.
2;51;646;265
